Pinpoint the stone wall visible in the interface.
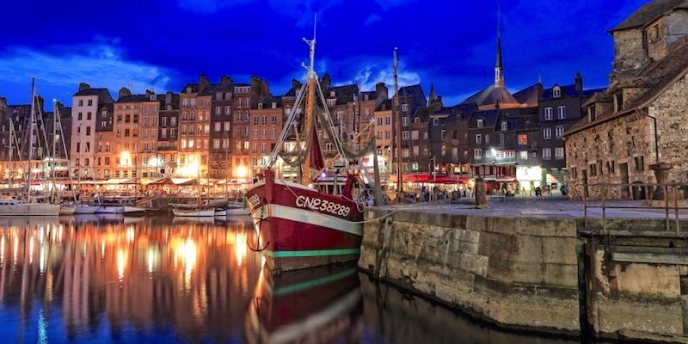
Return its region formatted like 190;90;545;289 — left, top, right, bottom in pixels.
612;29;648;83
565;112;657;199
359;209;581;335
652;72;688;185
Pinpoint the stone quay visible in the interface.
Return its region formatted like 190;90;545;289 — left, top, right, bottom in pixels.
359;199;688;343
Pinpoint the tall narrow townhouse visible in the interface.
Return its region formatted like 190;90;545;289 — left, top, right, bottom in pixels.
179;75;213;178
70;83;114;179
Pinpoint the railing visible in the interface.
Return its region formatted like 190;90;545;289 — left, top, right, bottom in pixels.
573;182;688;235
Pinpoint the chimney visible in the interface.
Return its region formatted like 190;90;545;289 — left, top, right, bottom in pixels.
118;87;131;100
78;82;90;91
145;89;155;96
575;72;583;94
199;74;209;92
220;75;232;88
291;79;302;92
321;73;332;91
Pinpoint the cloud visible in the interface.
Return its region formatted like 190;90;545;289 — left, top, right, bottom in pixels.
364;14;381;26
176;0;253;13
325;56;421;91
0;41;172;105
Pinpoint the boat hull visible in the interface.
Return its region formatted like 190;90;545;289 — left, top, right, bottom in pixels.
0;203;60;216
173;208;215;217
74;205;98;214
95;206;124;214
59;206;76;215
246;176;363;273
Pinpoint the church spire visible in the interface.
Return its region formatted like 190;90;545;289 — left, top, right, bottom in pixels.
495;4;505;88
428;82;437;105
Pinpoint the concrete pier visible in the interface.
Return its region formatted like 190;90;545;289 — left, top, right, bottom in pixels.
358;200;688;342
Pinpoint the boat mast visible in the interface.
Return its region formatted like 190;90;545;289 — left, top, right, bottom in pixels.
26;77;36;202
55;104;76;202
8;118;13;190
301;19;317;186
392;48;403;201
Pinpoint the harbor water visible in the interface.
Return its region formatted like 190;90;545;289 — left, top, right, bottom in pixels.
0;215;577;343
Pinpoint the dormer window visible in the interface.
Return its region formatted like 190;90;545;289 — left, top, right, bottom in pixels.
272;102;276;109
186;87;192;94
613;92;624;112
401;104;409;113
258;103;263;110
552;86;561;98
414;117;420;124
588;106;596;122
330;90;336;97
476;119;484;128
501;121;508;131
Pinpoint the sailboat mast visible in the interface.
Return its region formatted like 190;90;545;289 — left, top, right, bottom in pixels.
26;77;36;202
301;21;317;186
8;118;13;190
392;48;403;200
51;102;58;201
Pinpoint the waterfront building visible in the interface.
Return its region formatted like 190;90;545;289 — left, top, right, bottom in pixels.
157;92;180;177
178;75;213;179
208;76;233;180
249;96;283;177
373;99;393;176
565;0;688;199
397;85;428;173
70;83;114;179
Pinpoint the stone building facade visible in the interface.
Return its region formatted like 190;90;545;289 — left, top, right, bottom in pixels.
566;0;688;199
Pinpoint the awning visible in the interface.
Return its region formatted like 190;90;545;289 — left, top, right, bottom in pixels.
391;174;470;184
99;178;136;185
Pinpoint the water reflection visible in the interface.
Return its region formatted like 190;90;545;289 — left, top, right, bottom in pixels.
0;216;581;343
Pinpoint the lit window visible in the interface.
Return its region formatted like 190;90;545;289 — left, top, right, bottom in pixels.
553;86;561;98
475;134;482;144
544;108;553;120
557;106;566;119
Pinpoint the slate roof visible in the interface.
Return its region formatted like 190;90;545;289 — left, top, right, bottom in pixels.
568;36;688;135
611;0;688;32
73;88;114;103
375;99;392;111
327;84;359;105
513;83;541;106
461;85;519;107
397;84;426;110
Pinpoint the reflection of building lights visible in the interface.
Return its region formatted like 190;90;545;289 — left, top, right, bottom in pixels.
235;232;247;267
0;236;5;264
29;237;34;265
174;239;197;289
117;249;127;281
126;226;135;242
147;248;160;274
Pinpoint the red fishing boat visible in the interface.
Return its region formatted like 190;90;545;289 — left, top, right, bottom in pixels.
246;25;375;273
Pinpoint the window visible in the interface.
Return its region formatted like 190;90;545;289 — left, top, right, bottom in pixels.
78;112;83;120
518;134;528;145
476;119;484;128
544;107;553;120
402;117;409;126
543;128;552;139
634;156;645;171
401;104;408;113
555;126;564;137
402;148;409;158
214;122;221;132
475;134;482;144
413;145;419;156
474;149;482;159
519;151;528;160
78;100;83;106
543;148;552;160
87;112;92;120
499;133;505;146
501;121;508;131
86;126;91;136
441;130;447;140
552;86;561;98
555;147;565;159
402;131;410;140
557;106;566;119
433;118;439;126
411;131;419;140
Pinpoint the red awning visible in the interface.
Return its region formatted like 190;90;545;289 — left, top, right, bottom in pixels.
392;174;469;184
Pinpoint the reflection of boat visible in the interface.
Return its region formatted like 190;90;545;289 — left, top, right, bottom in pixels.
172;216;215;225
244;263;361;344
246;29;366;273
173;206;215;217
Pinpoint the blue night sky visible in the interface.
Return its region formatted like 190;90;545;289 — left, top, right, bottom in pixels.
0;0;649;109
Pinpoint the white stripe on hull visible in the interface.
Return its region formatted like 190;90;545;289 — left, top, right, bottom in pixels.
0;203;60;216
74;205;98;214
173;209;215;217
251;204;362;236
